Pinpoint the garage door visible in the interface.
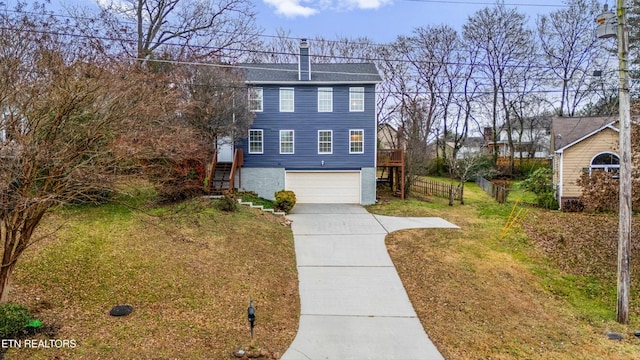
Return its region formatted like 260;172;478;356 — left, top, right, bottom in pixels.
285;171;360;204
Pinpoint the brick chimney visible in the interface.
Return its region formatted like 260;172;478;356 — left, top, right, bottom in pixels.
483;127;494;142
299;38;310;81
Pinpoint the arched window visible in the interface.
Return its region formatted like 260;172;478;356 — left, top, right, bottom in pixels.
590;152;620;177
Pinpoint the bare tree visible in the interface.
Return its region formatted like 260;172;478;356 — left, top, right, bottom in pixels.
375;42;412;148
385;33;441;179
508;97;554;159
448;153;494;205
88;0;259;61
0;8;174;302
406;26;455;165
250;28;300;63
537;0;606;116
112;64;255;201
181;65;254;143
463;3;535;171
251;32;381;63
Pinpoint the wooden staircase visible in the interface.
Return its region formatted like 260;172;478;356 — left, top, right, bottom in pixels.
211;162;232;194
206;149;243;195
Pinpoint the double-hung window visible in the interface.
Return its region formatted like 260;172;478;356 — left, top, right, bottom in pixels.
349;129;364;154
318;130;333;154
248;129;263;154
280;130;294;154
349;87;365;112
280;88;294;112
318;88;333;112
248;87;263;112
249;88;263;111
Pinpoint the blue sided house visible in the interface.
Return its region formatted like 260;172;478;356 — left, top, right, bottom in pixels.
235;39;382;205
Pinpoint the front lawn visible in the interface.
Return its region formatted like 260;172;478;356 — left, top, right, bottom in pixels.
8;183;298;359
369;182;640;359
11;177;640;359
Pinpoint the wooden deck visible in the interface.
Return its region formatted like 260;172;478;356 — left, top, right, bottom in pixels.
377;149;405;199
377;149;404;167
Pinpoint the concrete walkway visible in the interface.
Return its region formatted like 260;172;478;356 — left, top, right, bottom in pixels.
281;204;459;360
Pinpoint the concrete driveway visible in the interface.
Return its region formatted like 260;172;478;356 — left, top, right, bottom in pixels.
281;204;459;360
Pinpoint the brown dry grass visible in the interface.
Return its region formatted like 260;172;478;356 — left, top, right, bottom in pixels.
7;191;298;359
10;179;640;359
371;183;640;359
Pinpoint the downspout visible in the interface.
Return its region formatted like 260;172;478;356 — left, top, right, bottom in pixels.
557;150;564;209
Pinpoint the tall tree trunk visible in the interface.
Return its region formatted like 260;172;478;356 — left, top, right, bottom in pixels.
0;262;16;304
0;208;47;303
0;220;18;304
492;85;499;164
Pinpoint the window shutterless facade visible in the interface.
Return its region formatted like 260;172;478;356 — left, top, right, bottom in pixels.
280;88;295;112
280;130;295;154
248;87;263;112
349;129;364;154
318;130;333;154
248;129;263;154
349;87;364;112
318;87;333;112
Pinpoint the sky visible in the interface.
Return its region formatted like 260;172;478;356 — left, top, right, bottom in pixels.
2;0;579;44
253;0;573;43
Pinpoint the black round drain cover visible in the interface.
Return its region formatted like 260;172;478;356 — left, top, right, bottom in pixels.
109;305;133;316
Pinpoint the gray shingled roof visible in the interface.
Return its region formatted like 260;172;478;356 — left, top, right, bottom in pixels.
238;63;382;84
552;116;617;151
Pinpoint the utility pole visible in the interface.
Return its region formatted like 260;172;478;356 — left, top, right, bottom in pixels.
616;0;632;325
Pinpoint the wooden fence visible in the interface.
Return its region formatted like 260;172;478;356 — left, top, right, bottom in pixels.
476;176;510;203
410;178;461;201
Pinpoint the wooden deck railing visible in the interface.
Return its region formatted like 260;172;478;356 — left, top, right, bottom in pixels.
205;150;218;193
377;149;404;167
228;148;243;192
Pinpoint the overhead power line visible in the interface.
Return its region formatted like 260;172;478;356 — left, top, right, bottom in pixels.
0;22;615;77
1;3;576;56
401;0;568;7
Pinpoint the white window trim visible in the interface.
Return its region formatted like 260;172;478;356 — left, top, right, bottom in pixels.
318;87;333;112
249;87;263;112
248;129;263;154
280;130;295;154
589;151;620;176
318;130;333;154
349;129;364;154
349;87;365;112
280;88;295;112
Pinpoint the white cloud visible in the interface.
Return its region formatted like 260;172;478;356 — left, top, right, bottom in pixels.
263;0;318;18
263;0;392;18
343;0;392;10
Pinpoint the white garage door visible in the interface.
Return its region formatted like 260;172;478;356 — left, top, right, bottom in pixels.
286;171;361;204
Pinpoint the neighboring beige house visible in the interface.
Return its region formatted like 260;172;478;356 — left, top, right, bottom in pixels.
378;123;401;149
552;116;619;209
